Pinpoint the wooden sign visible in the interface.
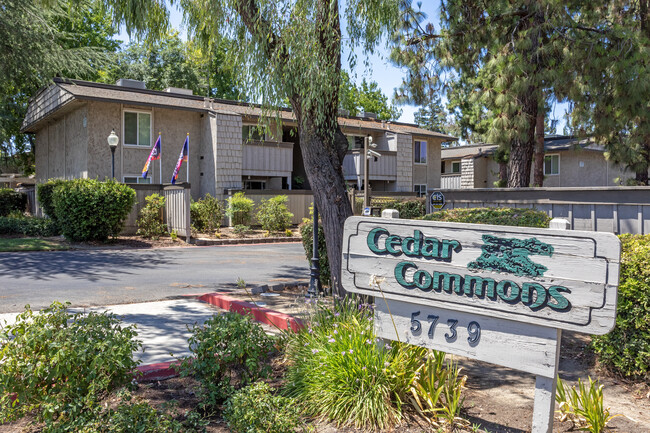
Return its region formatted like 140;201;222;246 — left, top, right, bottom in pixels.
341;215;621;433
342;217;620;335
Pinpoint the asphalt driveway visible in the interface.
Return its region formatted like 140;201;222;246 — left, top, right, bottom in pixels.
0;242;308;313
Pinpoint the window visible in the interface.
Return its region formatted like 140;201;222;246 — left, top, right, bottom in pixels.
441;161;446;174
544;154;560;175
242;125;264;142
124;111;151;146
414;140;427;164
451;161;461;173
244;180;266;190
346;135;364;150
414;184;427;198
123;176;152;184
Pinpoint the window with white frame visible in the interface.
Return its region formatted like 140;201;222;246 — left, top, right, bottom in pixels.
123;176;152;184
451;161;461;173
544;154;560;175
124;111;151;146
414;184;427;197
242;125;264;142
414;140;427;164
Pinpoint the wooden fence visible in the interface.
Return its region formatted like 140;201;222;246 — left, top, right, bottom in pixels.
430;186;650;235
122;184;191;240
230;189;314;225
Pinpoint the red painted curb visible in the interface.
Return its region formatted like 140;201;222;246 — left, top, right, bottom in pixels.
134;361;181;381
198;292;304;332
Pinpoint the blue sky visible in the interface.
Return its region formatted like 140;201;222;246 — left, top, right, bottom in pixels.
118;2;567;131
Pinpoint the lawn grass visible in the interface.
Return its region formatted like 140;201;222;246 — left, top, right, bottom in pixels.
0;237;69;252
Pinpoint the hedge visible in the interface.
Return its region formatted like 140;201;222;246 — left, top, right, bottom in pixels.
591;234;650;380
0;188;26;217
421;207;551;228
36;179;66;222
0;215;59;237
52;179;135;242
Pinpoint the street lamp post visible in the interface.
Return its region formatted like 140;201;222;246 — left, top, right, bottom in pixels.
107;129;119;179
306;202;322;298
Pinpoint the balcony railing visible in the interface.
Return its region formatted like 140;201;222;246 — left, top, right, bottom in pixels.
343;151;397;180
441;174;462;189
242;141;293;177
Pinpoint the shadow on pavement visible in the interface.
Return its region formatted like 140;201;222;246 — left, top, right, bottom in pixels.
0;249;172;282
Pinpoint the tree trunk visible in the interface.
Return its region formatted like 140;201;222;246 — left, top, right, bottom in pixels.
533;110;545;187
499;162;508;186
508;93;537;188
297;125;352;298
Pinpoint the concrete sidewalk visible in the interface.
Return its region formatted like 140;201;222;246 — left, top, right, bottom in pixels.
0;295;289;368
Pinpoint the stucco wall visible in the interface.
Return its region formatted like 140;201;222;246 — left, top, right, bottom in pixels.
64;106;88;179
412;136;442;190
200;113;218;197
35;128;49;182
86;102;202;197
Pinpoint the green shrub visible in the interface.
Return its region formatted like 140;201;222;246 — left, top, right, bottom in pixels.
37;179;66;222
233;224;250;236
52;179;136;242
180;312;275;412
0;215;59;236
191;193;224;233
422;207;550;228
0;188;26;217
299;213;330;287
591;234;650;379
226;192;254;226
223;382;303;433
556;377;620;433
256;195;294;232
283;296;466;430
0;302;141;425
136;194;167;239
380;198;425;219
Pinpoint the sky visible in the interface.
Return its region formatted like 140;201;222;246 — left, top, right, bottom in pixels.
117;2;568;131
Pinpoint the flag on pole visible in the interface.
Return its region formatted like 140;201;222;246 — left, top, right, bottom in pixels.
171;134;189;184
142;135;161;179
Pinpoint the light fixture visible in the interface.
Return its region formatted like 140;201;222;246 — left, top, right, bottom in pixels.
107;129;119;179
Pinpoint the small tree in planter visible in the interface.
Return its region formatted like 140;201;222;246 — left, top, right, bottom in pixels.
226;192;254;226
137;194;167;239
256;195;293;233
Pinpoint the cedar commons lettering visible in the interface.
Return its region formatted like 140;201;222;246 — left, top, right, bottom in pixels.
366;228;571;312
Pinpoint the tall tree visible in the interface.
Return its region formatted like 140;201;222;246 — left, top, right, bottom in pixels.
339;71;402;121
566;1;650;185
99;33;242;99
0;0;118;173
413;94;448;133
102;0;401;296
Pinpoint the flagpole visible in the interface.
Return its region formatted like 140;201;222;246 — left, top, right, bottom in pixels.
186;133;190;184
158;132;162;185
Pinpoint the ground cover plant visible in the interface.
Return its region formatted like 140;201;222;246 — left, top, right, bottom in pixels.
137;193;167;239
591;233;650;380
422;207;551;228
0;302;141;429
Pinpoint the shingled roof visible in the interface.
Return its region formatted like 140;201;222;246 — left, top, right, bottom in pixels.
21;78;457;142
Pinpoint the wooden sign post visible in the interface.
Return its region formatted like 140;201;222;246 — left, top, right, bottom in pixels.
341;215;620;433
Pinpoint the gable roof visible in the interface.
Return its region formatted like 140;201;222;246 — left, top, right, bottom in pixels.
21;78;457;141
441;135;601;160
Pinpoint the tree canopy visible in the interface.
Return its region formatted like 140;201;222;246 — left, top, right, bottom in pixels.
339;71;402;121
0;0;119;173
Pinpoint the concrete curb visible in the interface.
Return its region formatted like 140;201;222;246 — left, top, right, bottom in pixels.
194;237;301;246
133;288;305;381
198;292;305;332
135;361;181;381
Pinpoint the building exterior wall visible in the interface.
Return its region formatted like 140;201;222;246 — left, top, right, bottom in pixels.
215;113;243;196
473;156;489;188
200;113;218;197
411;136;443;191
87;101;121;180
35;127;49;182
460;158;474;188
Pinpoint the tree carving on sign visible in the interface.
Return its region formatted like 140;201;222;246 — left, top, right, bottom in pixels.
468;235;554;278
